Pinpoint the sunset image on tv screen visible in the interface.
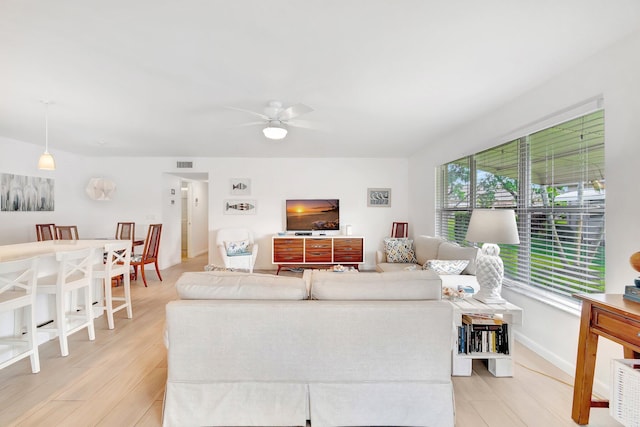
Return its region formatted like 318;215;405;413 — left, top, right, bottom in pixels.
286;199;339;230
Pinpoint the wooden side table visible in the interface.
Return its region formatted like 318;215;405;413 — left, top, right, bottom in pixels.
571;293;640;425
448;297;523;377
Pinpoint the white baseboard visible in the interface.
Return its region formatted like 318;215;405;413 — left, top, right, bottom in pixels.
515;332;610;398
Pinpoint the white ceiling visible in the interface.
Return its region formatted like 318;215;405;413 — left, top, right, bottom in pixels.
1;1;639;159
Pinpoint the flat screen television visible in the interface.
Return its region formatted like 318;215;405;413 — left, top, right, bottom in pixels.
286;199;340;232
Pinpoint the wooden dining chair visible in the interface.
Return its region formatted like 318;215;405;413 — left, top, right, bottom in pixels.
116;222;135;241
391;222;409;238
55;225;79;240
36;223;56;241
131;224;162;287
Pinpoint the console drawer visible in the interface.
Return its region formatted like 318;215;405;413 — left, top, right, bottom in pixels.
593;307;640;348
333;238;363;263
305;238;332;262
273;239;304;263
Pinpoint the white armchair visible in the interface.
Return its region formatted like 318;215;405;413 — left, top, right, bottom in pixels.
216;228;259;273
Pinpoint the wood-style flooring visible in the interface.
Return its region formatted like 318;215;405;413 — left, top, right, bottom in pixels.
0;254;622;426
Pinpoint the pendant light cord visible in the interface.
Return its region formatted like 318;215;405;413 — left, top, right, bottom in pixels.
44;100;50;154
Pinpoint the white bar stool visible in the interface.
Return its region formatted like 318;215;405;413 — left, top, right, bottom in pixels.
37;247;97;357
0;256;40;373
93;241;132;329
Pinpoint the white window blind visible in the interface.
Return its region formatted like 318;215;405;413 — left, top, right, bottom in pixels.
436;109;605;298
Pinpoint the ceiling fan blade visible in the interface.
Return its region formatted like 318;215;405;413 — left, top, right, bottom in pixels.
224;106;269;120
278;103;313;121
237;121;265;127
286;119;326;131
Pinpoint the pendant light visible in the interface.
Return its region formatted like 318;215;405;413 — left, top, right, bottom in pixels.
38;100;56;170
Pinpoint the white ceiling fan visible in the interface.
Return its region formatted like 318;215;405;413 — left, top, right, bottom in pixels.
228;100;315;140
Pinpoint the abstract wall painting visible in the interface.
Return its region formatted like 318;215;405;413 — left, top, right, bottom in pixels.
1;173;55;211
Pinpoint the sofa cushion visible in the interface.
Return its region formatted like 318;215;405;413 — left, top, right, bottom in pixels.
423;259;469;275
311;270;441;300
413;235;444;266
375;262;420;273
176;271;308;300
436;241;479;275
383;238;417;263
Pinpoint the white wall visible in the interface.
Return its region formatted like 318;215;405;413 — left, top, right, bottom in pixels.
409;29;640;397
0;145;409;273
204;157;409;271
187;179;209;257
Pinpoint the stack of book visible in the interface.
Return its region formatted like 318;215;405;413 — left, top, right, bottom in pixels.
623;285;640;303
457;313;509;355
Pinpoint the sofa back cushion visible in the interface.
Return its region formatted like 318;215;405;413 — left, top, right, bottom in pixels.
436;242;479;275
311;270;442;300
176;271;308;300
413;235;445;266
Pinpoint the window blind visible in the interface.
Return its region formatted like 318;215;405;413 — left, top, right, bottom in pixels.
436;109;605;298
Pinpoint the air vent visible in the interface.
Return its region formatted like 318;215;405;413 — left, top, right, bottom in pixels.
176;161;193;169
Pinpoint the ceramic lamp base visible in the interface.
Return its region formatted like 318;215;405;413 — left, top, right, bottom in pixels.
473;243;507;304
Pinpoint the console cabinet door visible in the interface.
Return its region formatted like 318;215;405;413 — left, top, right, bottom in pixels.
304;238;333;263
333;238;364;263
273;238;304;263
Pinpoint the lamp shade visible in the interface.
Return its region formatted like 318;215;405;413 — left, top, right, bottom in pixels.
465;209;520;245
38;152;56;170
263;122;287;140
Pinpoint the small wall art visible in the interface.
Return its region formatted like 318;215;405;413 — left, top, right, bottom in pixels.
1;173;55;211
230;178;251;195
367;188;391;207
224;199;257;215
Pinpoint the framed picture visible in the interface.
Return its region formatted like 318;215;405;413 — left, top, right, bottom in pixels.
224;199;257;215
367;188;391;207
230;178;251;195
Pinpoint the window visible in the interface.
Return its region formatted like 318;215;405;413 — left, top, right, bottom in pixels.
436;109;605;300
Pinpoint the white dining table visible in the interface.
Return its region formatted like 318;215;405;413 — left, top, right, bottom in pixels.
0;239;120;263
0;239;121;343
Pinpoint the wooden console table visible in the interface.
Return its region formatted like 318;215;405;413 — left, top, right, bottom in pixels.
272;235;364;274
572;293;640;425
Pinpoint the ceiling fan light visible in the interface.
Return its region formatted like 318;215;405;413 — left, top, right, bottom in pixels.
263;123;287;140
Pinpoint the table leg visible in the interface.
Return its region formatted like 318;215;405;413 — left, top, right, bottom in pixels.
623;346;640;359
572;300;599;425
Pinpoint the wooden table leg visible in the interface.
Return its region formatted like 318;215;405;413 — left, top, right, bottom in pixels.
572;300;599;425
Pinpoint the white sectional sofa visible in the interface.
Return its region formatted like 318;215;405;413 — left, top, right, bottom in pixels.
376;235;481;293
163;270;455;427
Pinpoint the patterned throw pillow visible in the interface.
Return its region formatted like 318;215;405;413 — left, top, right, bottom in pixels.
384;238;417;263
423;259;469;275
224;239;251;256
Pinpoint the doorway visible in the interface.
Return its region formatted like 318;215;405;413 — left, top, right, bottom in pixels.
164;172;208;260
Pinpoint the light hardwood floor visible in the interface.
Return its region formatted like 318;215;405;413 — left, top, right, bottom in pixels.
0;254;622;426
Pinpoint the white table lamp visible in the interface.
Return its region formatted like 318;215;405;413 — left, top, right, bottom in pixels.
465;209;520;304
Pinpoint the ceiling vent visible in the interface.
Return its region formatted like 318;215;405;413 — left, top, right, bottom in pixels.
176;161;193;169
